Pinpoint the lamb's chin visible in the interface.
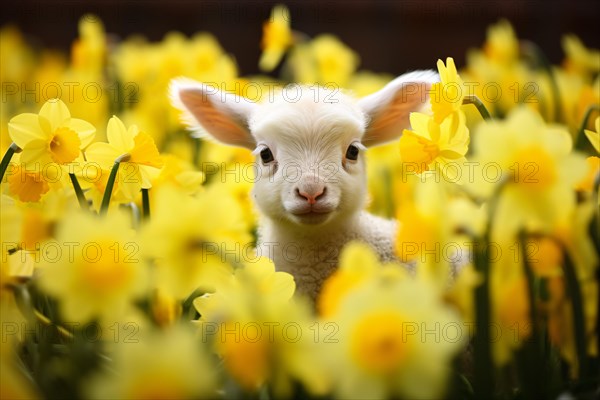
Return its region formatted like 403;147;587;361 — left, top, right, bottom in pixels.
288;211;334;226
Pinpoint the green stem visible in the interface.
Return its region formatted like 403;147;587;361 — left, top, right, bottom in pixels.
574;104;599;152
100;154;129;216
520;40;562;123
472;177;509;398
519;232;539;334
560;241;589;380
463;95;493;121
517;231;545;399
472;236;493;399
141;188;150;221
0;142;21;183
69;173;88;210
193;137;202;169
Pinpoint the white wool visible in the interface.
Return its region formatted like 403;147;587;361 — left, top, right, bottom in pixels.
170;71;440;301
256;211;410;301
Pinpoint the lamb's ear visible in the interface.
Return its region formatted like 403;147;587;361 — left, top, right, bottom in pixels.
170;78;257;149
358;70;438;147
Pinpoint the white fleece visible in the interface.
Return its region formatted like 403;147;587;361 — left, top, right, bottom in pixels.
256;211;413;301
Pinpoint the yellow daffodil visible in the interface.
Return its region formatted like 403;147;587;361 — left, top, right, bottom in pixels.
312;35;359;86
287;35;359;86
318;241;400;318
365;142;401;218
141;185;252;298
0;25;35;84
189;33;239;82
395;176;463;287
430;57;465;124
469;107;587;240
0;198;28;335
584;116;599;154
151;288;182;327
1;191;70;276
0;195;22;250
72;160;123;209
546;276;598;378
71;15;106;75
194;257;296;322
259;4;293;72
490;275;532;365
464;20;536;117
7;99;96;166
37;210;148;324
400;110;470;181
324;271;465;399
86;116;163;201
547;67;599;131
577;156;600;192
194;258;328;397
87;326;217;399
483;19;520;64
7;163;50;203
150;153;205;195
562;34;600;77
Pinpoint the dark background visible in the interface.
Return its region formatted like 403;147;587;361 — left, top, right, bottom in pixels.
1;0;599;76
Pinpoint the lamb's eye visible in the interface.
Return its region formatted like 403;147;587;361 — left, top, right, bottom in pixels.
260;147;275;164
345;144;360;161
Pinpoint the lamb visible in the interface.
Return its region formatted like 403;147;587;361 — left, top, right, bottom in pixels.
170;71;439;301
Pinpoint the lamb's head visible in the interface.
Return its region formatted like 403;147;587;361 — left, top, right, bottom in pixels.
170;71;438;227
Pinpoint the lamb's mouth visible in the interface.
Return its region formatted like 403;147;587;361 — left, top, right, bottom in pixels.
288;207;336;225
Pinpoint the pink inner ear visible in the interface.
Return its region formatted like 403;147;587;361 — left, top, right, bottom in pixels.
363;81;432;147
180;89;255;148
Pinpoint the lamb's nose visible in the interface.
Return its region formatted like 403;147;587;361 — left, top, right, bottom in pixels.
296;186;326;205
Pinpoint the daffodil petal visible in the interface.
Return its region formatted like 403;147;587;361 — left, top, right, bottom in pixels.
259;49;284;72
39;99;71;131
117;168;143;201
139;165;161;188
8;113;47;147
437;59;448;83
266;271;296;300
107;116;135;152
437;157;464;183
86;142;122;168
439;150;466;160
408;112;432;140
67;118;97;148
584;129;599;154
19;139;51;165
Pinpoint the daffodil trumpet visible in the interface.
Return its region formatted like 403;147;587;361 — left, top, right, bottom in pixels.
69;173;89;210
0;142;22;182
462;95;492;121
99;153;131;215
575;104;599;152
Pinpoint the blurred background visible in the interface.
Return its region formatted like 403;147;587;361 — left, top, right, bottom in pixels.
1;2;599;399
2;0;599;75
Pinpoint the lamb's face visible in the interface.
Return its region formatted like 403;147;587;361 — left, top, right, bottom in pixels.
171;71;438;227
249;88;368;226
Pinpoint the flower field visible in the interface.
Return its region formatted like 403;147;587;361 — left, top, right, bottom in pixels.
1;5;599;399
